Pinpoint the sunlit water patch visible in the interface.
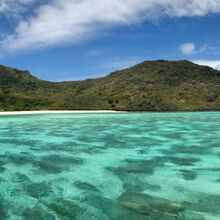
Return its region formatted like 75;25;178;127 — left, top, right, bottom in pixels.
0;112;220;220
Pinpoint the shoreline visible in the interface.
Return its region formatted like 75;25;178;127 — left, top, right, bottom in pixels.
0;110;219;116
0;110;122;115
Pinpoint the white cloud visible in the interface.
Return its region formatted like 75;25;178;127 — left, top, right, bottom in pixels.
2;0;220;51
180;43;217;55
0;0;36;17
180;43;195;55
193;60;220;70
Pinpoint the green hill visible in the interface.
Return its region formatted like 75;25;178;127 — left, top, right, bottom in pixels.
1;60;220;111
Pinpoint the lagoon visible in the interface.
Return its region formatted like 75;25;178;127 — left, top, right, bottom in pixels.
0;112;220;219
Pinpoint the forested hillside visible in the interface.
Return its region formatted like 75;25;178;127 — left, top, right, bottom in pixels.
1;60;220;111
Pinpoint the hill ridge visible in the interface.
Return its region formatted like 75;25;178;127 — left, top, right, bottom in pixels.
0;60;220;111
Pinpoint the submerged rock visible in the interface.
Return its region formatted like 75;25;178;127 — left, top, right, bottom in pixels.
82;194;130;219
183;193;220;214
47;198;84;219
7;155;33;165
0;203;6;220
119;192;185;220
179;211;206;220
14;172;32;183
32;160;62;174
137;149;147;154
0;159;6;172
74;181;99;192
31;155;83;174
179;169;197;181
22;206;55;220
123;182;161;193
114;212;153;220
107;158;164;175
164;156;200;166
41;154;83;165
195;167;220;172
161;145;211;156
26;182;52;199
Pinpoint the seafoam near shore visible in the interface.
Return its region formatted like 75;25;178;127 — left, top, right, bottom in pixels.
0;110;121;115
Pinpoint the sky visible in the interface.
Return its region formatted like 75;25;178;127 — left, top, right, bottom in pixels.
0;0;220;81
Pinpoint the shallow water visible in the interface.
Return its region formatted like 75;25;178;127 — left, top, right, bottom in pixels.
0;112;220;220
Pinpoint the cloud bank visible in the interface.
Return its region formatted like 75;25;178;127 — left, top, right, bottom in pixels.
1;0;220;51
193;60;220;70
0;0;36;17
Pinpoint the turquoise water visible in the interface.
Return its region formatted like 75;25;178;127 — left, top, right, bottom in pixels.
0;112;220;220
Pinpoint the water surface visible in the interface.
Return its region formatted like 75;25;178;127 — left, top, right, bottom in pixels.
0;112;220;219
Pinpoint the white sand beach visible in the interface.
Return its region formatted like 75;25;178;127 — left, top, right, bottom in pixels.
0;110;122;115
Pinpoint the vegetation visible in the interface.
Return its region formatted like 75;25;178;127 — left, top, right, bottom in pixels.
0;60;220;111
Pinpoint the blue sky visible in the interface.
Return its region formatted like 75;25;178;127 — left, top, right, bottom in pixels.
0;0;220;81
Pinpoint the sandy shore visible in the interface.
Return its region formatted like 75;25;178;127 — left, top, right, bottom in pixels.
0;110;122;115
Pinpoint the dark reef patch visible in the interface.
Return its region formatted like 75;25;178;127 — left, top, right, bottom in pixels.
119;192;185;220
107;158;164;176
41;154;83;165
161;145;212;155
0;138;40;147
179;211;206;220
183;193;220;214
32;160;62;174
215;179;220;183
113;212;153;220
74;181;99;192
123;182;161;193
158;156;200;166
82;195;125;219
7;155;33;166
179;169;197;180
194;167;220;172
22;206;55;220
0;203;6;220
25;182;52;199
14;172;32;184
0;159;6;172
47;198;84;219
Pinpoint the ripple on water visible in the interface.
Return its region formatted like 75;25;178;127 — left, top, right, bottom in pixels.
0;112;220;219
